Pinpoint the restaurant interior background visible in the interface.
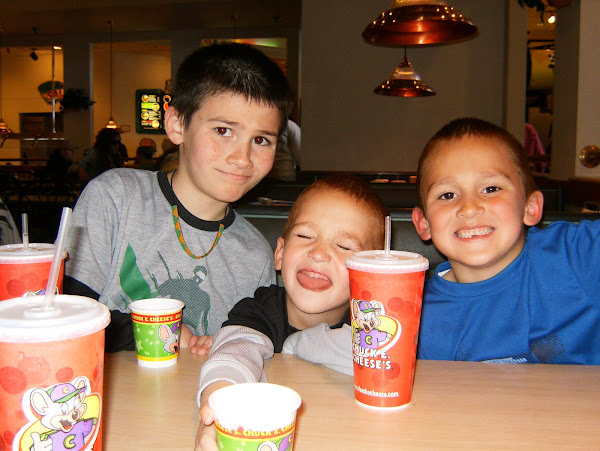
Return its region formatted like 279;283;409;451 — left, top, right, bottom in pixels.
0;1;598;218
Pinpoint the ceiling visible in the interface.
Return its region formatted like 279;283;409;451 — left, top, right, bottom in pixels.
1;2;555;58
1;1;554;40
526;1;556;42
0;0;301;42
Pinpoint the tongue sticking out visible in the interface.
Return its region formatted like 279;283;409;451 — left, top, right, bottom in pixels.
297;271;332;291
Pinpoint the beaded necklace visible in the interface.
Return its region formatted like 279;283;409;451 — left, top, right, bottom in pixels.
169;171;224;259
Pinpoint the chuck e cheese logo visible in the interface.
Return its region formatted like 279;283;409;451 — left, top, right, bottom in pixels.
351;299;401;369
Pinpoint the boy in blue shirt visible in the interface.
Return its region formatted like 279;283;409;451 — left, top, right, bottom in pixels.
411;117;600;364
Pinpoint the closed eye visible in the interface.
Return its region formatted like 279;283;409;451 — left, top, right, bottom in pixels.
336;237;361;253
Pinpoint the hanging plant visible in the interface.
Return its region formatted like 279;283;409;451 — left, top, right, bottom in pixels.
518;0;547;22
59;88;95;112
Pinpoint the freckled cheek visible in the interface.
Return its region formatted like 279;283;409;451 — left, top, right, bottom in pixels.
253;150;276;168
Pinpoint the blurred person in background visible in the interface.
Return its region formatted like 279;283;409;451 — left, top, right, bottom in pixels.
78;128;124;185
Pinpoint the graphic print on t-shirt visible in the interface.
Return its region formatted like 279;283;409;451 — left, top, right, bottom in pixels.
119;245;211;334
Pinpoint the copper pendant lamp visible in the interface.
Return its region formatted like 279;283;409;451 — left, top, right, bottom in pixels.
0;31;14;143
374;52;435;97
104;20;119;130
363;0;478;46
0;118;14;136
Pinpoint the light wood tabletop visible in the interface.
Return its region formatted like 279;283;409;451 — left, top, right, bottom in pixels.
103;350;600;450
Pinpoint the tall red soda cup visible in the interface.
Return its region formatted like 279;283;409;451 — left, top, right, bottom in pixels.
0;295;110;450
346;250;428;409
0;244;67;301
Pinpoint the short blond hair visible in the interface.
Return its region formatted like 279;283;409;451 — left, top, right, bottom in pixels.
283;175;388;248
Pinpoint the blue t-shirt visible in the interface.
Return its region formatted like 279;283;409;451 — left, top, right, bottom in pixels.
417;220;600;364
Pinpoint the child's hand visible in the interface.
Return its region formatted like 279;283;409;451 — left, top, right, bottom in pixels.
179;325;195;349
195;405;218;451
195;381;231;451
190;335;214;355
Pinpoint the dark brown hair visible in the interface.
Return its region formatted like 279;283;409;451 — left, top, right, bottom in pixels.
170;42;294;134
283;175;389;248
416;117;537;209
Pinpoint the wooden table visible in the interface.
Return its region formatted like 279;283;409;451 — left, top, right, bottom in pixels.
103;350;600;450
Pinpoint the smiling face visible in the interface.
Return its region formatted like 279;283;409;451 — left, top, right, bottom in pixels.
274;189;379;329
166;92;281;220
412;135;543;283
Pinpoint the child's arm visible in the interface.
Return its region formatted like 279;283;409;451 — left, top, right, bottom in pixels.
282;323;353;376
195;326;275;448
198;325;275;388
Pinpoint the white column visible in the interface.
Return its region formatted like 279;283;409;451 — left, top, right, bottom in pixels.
552;0;600;180
62;37;93;160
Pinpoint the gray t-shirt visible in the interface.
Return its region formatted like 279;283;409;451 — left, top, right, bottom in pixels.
65;168;275;335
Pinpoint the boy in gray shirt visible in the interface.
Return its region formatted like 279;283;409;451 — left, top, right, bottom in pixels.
65;43;293;352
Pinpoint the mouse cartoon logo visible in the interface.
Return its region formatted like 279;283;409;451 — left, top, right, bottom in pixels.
159;320;181;354
14;376;101;451
258;431;294;451
352;299;400;351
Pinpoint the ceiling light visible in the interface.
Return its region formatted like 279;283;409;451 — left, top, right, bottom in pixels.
363;0;478;46
374;52;435;97
30;48;38;61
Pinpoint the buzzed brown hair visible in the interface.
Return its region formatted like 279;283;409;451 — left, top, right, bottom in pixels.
416;117;538;210
283;175;388;248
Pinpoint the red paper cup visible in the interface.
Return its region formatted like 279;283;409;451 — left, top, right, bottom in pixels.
0;244;67;302
0;295;110;450
346;250;428;409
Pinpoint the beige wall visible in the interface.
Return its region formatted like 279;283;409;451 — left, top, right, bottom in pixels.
0;49;64;160
300;0;508;172
92;47;171;158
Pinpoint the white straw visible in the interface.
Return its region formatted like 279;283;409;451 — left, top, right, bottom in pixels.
21;213;29;249
44;207;72;309
385;215;391;254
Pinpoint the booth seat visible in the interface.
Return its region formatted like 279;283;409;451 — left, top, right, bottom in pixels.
241;180;565;211
235;204;599;278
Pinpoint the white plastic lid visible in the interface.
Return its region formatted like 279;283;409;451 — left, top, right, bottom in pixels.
346;250;429;274
0;295;110;343
0;243;67;262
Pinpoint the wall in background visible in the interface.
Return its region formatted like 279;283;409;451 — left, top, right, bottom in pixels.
92;46;171;158
300;0;506;172
0;49;64;159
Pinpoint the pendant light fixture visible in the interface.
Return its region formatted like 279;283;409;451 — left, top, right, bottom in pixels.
374;49;435;97
104;20;119;129
363;0;478;46
0;29;14;142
